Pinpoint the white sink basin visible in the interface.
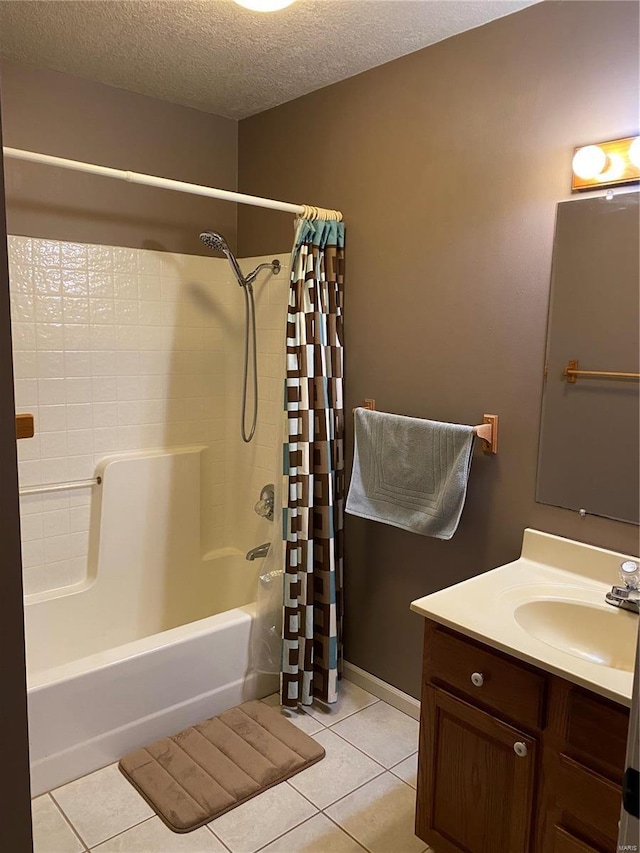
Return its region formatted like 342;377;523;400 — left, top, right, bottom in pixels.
514;599;637;672
411;529;639;705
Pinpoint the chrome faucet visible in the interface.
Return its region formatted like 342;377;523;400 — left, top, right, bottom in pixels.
246;542;271;561
606;560;640;614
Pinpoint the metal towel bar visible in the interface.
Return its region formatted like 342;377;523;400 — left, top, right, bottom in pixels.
563;359;640;383
19;477;102;497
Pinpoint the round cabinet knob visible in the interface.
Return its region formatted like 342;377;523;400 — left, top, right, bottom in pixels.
513;742;528;758
470;672;484;687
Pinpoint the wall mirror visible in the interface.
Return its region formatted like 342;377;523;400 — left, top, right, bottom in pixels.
536;191;639;524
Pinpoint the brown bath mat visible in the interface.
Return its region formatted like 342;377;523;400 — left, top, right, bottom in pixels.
118;699;325;833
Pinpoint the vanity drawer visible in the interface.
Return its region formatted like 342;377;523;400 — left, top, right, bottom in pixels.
552;826;605;853
564;688;629;784
552;754;621;848
425;625;547;730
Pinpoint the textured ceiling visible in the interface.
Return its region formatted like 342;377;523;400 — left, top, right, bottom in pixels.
0;0;538;120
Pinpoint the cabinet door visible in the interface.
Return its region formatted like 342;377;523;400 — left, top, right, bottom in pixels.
416;686;537;853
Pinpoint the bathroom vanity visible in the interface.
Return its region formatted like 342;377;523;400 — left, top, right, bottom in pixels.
410;530;638;853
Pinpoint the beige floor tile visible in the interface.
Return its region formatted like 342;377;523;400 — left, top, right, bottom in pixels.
32;794;85;853
259;813;368;853
325;773;427;853
282;706;326;737
208;781;317;853
288;729;383;809
51;764;153;848
390;753;418;789
331;702;419;767
261;694;325;736
91;816;226;852
304;680;378;725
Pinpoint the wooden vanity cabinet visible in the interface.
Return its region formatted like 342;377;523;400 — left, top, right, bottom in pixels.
416;620;630;853
418;686;538;853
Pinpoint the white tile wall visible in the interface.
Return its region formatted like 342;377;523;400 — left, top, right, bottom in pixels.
9;237;289;596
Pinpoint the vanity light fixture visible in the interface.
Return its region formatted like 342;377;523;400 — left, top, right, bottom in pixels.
571;136;640;191
233;0;296;10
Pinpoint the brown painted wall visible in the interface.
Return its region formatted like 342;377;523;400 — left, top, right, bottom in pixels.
0;60;238;255
238;1;640;697
0;99;33;851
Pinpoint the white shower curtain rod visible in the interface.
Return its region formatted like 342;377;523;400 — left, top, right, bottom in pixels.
2;146;342;220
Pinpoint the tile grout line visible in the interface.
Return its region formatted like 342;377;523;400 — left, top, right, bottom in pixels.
281;738;421;830
324;718;418;773
47;791;91;852
250;812;320;853
264;691;387;733
285;766;385;815
205;706;393;853
51;782;156;853
306;725;389;773
303;695;380;728
87;815;157;851
388;749;418;769
271;694;418;787
204;821;234;852
205;783;321;853
320;783;429;853
320;809;376;853
247;773;414;853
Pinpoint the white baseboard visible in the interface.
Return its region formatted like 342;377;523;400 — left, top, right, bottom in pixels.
343;661;420;720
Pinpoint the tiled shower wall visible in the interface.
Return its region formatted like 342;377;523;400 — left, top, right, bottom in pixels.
8;236;288;595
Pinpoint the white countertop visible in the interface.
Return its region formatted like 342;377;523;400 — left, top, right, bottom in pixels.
410;529;639;707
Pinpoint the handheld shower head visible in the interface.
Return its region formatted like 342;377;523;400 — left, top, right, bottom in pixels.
199;230;227;253
199;230;245;286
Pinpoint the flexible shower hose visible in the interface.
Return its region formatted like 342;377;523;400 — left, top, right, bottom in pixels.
241;282;258;443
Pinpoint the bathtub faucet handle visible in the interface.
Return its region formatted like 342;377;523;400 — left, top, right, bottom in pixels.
254;484;275;521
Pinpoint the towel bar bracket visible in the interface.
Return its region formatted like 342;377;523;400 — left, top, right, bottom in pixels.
476;414;498;455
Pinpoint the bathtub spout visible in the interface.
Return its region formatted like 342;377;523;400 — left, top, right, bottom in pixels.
246;542;271;561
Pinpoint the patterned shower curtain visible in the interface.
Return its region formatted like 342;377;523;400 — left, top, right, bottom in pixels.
281;218;345;708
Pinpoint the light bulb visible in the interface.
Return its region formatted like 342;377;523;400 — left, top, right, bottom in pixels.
596;152;625;183
629;137;640;168
572;145;607;179
234;0;296;10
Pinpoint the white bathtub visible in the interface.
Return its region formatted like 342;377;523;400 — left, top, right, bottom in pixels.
24;448;278;796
